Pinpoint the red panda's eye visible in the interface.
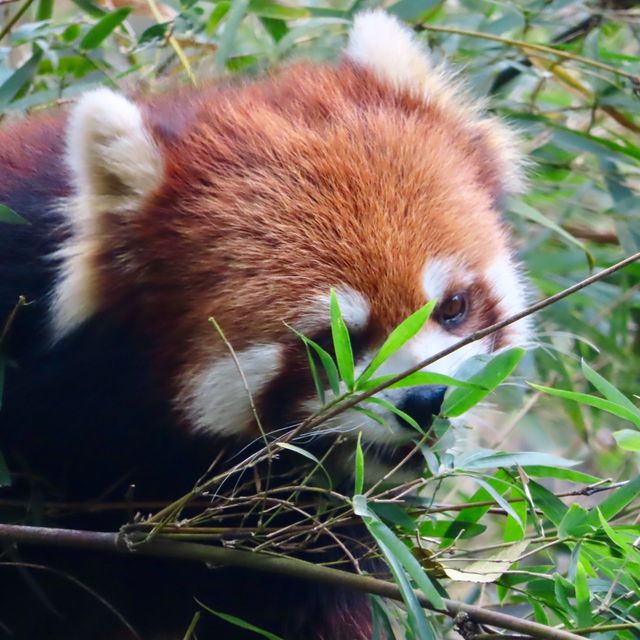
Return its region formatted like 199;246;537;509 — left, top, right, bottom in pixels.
437;293;468;328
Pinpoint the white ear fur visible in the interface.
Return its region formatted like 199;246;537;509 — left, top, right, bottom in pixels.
346;10;525;195
346;10;433;93
67;87;162;205
52;89;163;339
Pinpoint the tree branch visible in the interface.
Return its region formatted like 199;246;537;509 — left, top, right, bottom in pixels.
0;523;587;640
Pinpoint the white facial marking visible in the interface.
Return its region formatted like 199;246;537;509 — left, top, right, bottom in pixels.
52;88;163;340
422;257;472;302
486;256;531;347
294;285;371;335
184;344;283;437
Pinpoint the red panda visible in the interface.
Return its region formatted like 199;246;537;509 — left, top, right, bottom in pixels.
0;10;528;640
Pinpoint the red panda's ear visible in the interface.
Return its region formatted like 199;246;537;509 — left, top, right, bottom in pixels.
346;10;434;95
52;90;163;339
345;10;526;198
66;88;163;211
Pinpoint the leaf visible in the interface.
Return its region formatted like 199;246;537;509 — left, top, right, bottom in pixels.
330;289;355;391
359;371;484;392
574;562;593;628
510;201;592;267
581;360;640;416
420;519;486;540
354;433;364;495
274;443;331;487
215;0;250;72
70;0;106;18
196;600;283;640
444;540;529;583
442;348;525;417
303;342;324;404
0;205;27;225
455;450;578;471
559;504;593;538
287;324;340;397
613;429;640;451
80;8;132;50
36;0;55;21
363;396;422;434
524;466;600;484
357;300;437;386
354;496;437;640
590;475;640;523
370;503;417;532
529;384;640;429
248;0;310;20
597;509;634;552
0;450;10;488
528;480;567;527
354;495;445;611
469;477;523;533
0;50;44;108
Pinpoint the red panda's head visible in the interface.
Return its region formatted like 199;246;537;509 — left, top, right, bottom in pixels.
53;11;529;459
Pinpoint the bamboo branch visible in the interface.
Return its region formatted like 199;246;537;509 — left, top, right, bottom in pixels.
0;523;587;640
414;23;640;84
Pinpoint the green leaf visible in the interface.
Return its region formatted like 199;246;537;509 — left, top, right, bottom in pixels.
529;384;640;429
370;502;417;532
70;0;106;18
0;205;27;225
590;475;640;523
528;480;567;527
0;449;10;487
359;370;484;392
197;600;283;640
287;324;340;397
354;432;364;495
559;504;593;538
248;0;310;20
597;509;634;552
442;348;525;417
36;0;55;21
303;342;325;404
330;289;355;390
581;360;640;416
357;300;437;386
206;2;231;34
574;562;593;628
363;396;422;434
80;8;132;50
469;477;523;533
0;50;44;108
354;495;436;639
524;466;600;484
613;429;640;451
215;0;250;72
510;200;592;267
455;450;578;471
274;443;331;487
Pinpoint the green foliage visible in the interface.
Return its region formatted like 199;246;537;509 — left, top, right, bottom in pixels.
1;0;640;638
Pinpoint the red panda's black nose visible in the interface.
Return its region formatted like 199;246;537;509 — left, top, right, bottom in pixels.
396;385;447;431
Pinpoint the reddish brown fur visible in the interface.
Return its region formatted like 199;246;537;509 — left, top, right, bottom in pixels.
75;61;513;430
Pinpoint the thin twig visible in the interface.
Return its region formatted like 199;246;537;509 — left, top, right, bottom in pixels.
415;23;640;84
0;0;35;41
